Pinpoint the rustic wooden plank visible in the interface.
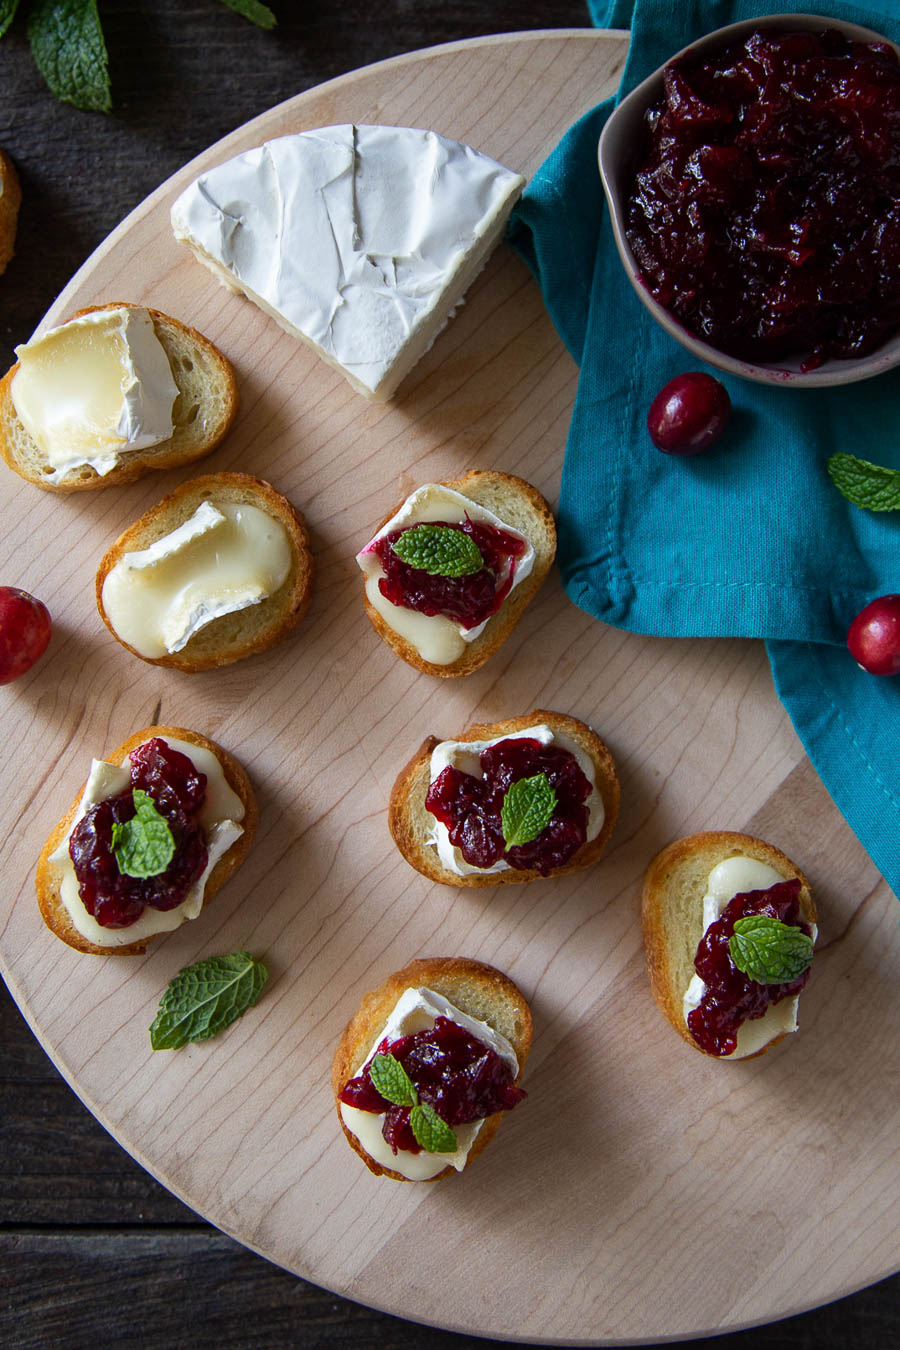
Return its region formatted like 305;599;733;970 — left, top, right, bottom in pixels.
2;1232;900;1350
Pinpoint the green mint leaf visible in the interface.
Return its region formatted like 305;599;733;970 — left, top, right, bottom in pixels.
111;789;175;879
391;524;484;578
368;1053;417;1108
150;952;269;1050
501;773;558;849
27;0;111;112
410;1101;458;1154
0;0;21;40
219;0;277;29
729;916;814;986
827;453;900;512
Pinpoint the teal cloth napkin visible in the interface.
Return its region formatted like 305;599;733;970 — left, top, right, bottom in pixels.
508;0;900;897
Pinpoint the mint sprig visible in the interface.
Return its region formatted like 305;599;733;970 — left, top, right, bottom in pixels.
367;1052;458;1153
27;0;110;112
149;952;269;1050
3;1;276;112
501;773;557;849
391;524;484;578
827;453;900;512
729;915;814;986
110;789;175;879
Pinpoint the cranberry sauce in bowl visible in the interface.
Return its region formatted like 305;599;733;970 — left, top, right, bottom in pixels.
688;878;814;1057
69;738;209;928
372;517;527;629
426;735;592;875
598;15;900;385
339;1016;526;1155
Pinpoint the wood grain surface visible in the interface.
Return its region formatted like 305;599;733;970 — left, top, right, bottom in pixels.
2;12;899;1350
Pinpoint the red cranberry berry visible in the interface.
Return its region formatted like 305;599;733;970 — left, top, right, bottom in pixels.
847;594;900;676
0;586;52;684
647;372;731;454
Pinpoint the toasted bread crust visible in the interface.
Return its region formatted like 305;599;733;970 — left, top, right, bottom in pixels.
36;725;257;956
332;957;533;1181
95;472;314;672
0;149;22;275
388;709;620;888
361;470;556;678
0;302;238;491
641;831;816;1059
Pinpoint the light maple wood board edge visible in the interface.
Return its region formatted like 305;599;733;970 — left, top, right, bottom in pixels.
0;31;898;1346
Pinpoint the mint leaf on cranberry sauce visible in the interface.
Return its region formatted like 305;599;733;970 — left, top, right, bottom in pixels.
149;952;269;1051
391;524;484;577
368;1052;417;1108
110;789;175;879
729;915;814;986
827;453;900;511
501;773;558;849
410;1100;458;1154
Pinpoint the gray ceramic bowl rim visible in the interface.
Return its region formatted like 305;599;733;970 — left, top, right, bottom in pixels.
598;12;900;388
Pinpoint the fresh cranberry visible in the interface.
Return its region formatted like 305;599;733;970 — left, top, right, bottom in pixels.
339;1017;525;1155
0;586;52;684
425;736;591;875
626;28;900;368
68;738;209;928
370;518;526;630
847;594;900;675
688;879;813;1056
647;372;730;453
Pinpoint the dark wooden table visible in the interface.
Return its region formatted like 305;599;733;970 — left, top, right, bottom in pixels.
2;3;898;1345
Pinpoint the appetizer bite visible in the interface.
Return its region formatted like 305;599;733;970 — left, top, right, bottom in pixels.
389;709;619;886
171;125;525;400
642;831;817;1059
97;472;313;671
356;470;556;676
333;957;531;1181
0;303;237;491
36;726;256;955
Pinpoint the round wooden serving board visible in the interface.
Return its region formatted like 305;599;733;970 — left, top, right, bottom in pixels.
1;31;898;1345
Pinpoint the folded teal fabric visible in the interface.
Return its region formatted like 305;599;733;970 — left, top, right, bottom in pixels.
508;1;900;896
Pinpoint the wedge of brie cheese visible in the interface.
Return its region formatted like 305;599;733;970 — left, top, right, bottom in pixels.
170;125;525;400
100;500;293;658
11;307;178;481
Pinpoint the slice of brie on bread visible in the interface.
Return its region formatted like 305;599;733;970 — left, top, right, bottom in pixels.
170;125;525;401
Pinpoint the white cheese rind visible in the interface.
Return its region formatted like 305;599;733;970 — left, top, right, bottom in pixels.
48;736;244;948
339;986;519;1181
11;307;178;480
425;724;604;876
170;125;525;399
356;484;535;666
683;856;817;1058
101;501;293;658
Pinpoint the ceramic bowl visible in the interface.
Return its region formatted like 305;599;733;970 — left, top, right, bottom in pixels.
598;13;900;388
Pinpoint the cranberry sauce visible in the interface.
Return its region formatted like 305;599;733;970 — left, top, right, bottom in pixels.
339;1015;525;1155
425;736;591;875
371;517;526;630
625;28;900;369
68;738;209;929
688;878;813;1056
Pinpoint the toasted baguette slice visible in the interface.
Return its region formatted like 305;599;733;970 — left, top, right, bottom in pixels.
332;956;532;1181
95;472;314;672
361;470;556;678
0;302;237;491
389;709;619;888
0;149;22;275
36;725;257;956
642;831;816;1058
